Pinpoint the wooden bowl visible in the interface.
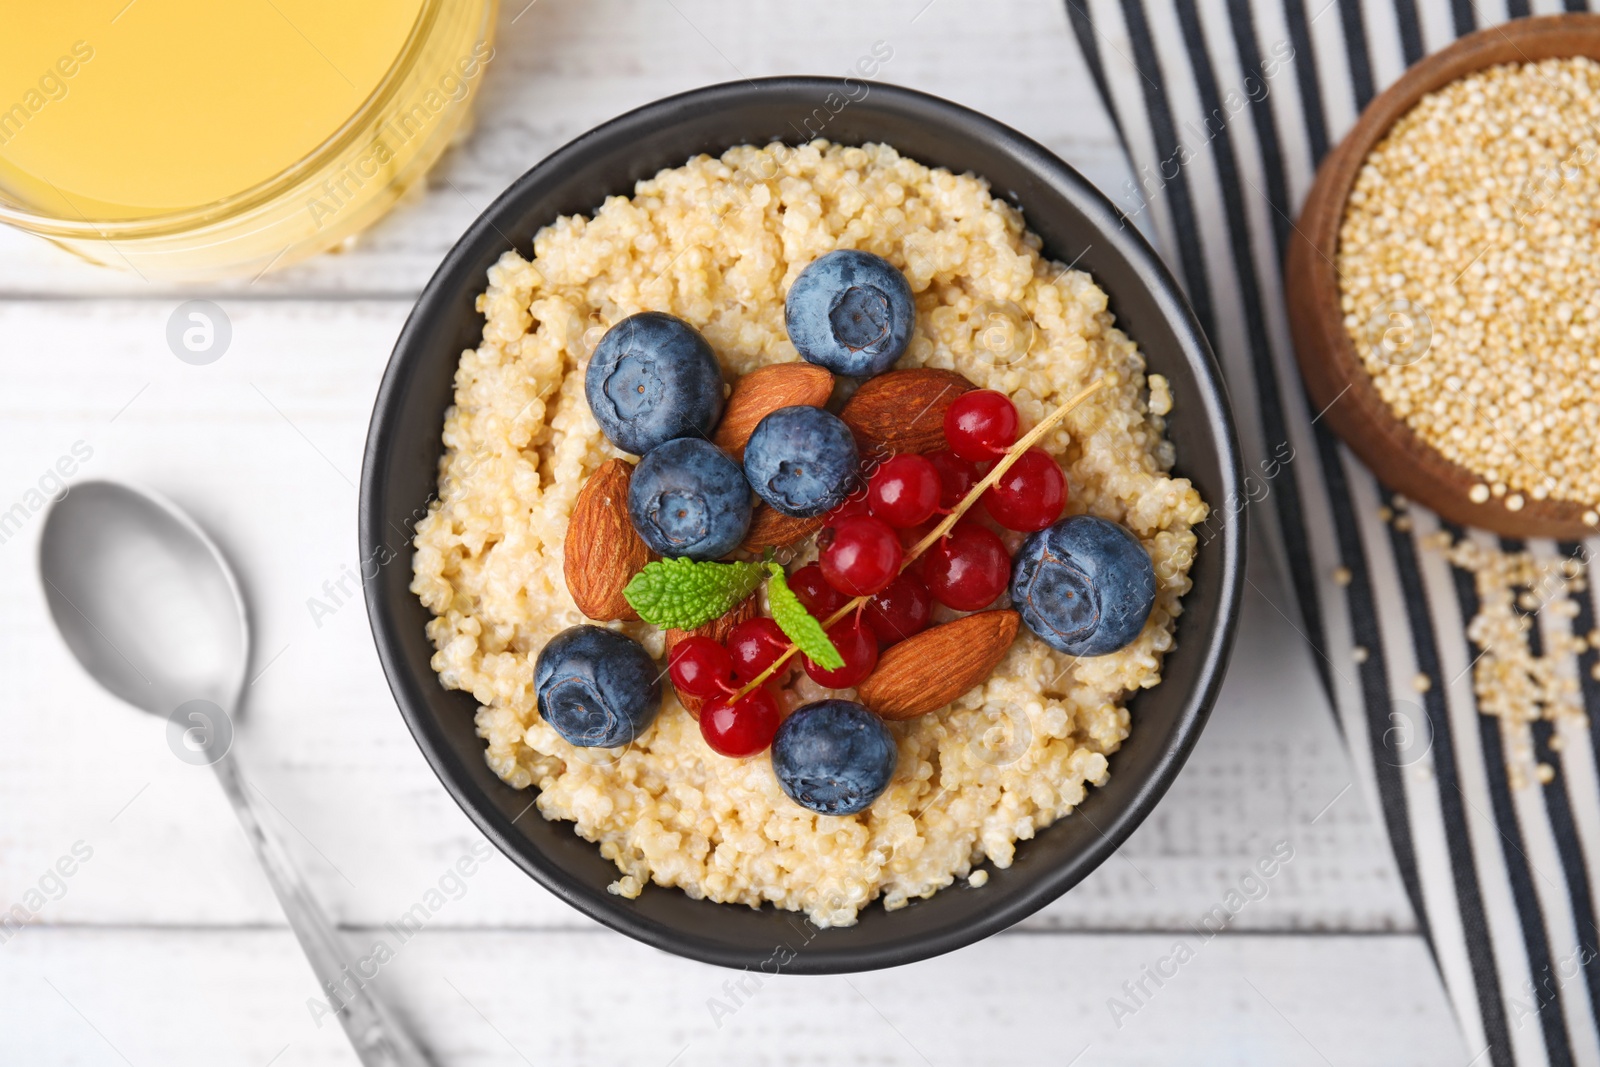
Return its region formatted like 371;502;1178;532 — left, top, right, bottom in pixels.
1287;13;1600;539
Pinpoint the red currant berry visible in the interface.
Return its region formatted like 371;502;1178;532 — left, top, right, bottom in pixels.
896;520;936;576
867;454;941;528
822;494;872;530
923;520;1010;611
863;572;933;645
944;390;1019;462
927;448;984;509
803;616;880;689
790;562;848;618
819;515;903;597
982;448;1067;531
727;617;789;682
898;518;937;551
700;686;782;757
668;636;736;700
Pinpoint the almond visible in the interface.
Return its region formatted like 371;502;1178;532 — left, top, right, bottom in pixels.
714;362;835;461
740;504;826;553
839;367;976;457
856;610;1020;721
665;594;761;717
564;458;654;621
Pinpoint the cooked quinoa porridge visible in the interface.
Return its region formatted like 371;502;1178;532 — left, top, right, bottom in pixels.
410;141;1208;925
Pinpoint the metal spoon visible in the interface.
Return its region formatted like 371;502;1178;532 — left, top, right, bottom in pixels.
38;480;431;1067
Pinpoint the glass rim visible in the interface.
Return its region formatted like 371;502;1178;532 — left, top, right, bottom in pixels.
0;0;450;240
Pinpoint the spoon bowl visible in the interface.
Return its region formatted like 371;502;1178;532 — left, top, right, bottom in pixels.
39;480;247;718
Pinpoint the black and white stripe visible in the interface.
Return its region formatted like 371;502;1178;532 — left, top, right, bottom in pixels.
1066;1;1600;1062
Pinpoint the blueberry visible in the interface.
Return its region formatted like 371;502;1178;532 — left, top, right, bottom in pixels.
535;625;661;748
586;312;725;455
742;405;859;518
785;250;915;378
771;700;898;816
628;437;752;559
1009;515;1156;656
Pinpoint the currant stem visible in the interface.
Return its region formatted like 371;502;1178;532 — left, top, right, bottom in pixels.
730;377;1106;700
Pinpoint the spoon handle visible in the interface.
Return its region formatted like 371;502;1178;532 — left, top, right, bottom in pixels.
212;754;433;1067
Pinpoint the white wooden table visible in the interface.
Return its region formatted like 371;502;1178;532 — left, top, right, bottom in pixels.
0;2;1469;1063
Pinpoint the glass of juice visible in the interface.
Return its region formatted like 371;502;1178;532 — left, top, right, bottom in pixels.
0;0;498;280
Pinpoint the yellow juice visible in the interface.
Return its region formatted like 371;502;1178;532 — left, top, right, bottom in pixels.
0;0;496;278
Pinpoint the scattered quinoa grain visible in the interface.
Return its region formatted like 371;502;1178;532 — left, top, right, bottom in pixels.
1353;645;1369;664
968;870;989;887
1537;762;1556;785
1428;535;1589;787
1413;673;1433;693
1469;484;1491;504
1332;566;1353;586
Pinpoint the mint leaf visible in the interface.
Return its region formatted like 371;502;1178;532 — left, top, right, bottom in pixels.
766;563;844;670
622;558;765;630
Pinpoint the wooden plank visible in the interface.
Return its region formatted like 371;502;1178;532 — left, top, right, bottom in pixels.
0;300;1410;934
0;928;1465;1066
0;0;1131;297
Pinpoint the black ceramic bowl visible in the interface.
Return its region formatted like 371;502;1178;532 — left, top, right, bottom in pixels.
361;77;1243;973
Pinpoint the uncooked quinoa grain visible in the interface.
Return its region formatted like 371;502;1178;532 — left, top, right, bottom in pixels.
1424;530;1588;787
410;142;1206;925
1339;57;1600;508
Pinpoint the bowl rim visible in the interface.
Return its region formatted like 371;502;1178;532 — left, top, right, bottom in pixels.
1286;12;1600;539
361;75;1244;972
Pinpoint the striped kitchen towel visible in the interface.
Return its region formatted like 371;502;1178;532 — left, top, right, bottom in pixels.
1065;2;1600;1064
